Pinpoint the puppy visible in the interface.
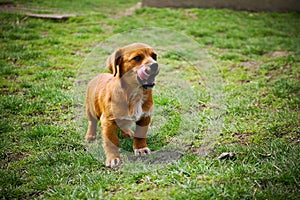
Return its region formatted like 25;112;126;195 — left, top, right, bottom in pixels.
85;43;159;167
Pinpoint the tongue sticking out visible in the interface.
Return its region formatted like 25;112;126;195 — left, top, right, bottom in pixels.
137;65;157;89
137;65;150;81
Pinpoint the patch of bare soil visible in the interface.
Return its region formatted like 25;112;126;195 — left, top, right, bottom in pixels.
1;152;28;169
238;60;259;68
128;149;183;164
232;132;255;145
0;2;16;12
229;60;259;73
265;51;289;58
195;144;212;157
184;10;198;19
114;2;142;19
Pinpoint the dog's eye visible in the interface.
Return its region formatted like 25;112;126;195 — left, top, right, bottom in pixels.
133;55;142;62
151;53;157;61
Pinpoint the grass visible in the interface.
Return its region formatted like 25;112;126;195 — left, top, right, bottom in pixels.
1;0;300;199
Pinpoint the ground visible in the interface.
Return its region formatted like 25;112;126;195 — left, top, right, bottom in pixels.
0;0;299;199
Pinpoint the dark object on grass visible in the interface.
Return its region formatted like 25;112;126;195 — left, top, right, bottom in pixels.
218;152;236;160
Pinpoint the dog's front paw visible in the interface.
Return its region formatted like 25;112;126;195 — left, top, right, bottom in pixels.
134;147;151;156
106;157;121;168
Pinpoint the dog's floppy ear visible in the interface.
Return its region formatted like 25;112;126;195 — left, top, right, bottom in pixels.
106;49;122;77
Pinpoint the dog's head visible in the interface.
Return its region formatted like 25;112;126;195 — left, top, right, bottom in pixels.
106;43;159;89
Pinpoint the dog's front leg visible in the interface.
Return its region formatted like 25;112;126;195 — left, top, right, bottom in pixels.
134;116;151;156
101;118;121;167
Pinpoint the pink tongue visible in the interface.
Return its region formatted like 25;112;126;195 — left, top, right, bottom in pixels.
137;65;150;80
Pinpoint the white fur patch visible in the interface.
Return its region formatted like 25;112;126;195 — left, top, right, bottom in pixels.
106;157;121;168
118;89;153;122
134;147;151;156
131;97;144;121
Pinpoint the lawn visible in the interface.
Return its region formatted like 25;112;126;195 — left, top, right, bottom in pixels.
1;0;299;199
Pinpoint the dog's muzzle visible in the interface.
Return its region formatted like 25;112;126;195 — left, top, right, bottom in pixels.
137;63;159;89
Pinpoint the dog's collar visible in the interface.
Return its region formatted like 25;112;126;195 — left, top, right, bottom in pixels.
142;83;155;90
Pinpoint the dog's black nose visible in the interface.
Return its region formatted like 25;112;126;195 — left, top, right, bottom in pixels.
150;63;158;72
147;63;158;75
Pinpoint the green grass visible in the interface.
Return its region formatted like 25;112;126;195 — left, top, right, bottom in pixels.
1;1;300;199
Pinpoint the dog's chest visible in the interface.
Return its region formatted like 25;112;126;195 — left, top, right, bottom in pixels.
121;91;151;122
129;99;146;121
129;92;147;121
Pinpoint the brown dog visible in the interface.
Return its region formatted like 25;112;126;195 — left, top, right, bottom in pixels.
85;43;159;167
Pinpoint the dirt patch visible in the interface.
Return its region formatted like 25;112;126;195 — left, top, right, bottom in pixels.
237;79;250;84
0;2;16;12
186;141;214;157
265;51;289;58
195;144;212;157
229;60;259;72
128;149;183;164
232;132;255;145
184;10;198;19
238;60;259;69
114;2;142;19
1;152;28;169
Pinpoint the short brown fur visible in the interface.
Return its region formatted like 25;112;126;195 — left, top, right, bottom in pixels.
85;43;159;167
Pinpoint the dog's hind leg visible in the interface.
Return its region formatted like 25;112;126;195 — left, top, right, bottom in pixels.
85;110;98;142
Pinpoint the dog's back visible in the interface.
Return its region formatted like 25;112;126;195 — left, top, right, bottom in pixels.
86;73;113;120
